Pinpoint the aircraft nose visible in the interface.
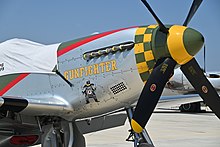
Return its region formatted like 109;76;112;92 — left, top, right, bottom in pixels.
167;25;204;65
183;28;204;57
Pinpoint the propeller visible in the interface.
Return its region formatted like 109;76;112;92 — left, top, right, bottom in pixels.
131;0;220;134
181;58;220;119
131;58;176;133
183;0;203;26
141;0;168;34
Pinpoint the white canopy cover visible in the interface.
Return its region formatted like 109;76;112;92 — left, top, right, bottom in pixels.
0;38;60;77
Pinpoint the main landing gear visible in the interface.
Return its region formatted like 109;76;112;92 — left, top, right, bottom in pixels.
126;107;154;147
40;117;85;147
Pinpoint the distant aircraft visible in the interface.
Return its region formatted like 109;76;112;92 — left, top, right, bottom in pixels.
160;68;220;112
0;0;219;147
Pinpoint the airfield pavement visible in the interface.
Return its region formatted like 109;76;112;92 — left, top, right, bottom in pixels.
33;110;220;147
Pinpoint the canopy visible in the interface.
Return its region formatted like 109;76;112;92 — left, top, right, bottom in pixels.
0;38;60;77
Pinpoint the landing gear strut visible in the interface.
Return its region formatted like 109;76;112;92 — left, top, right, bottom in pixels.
41;118;85;147
126;107;154;147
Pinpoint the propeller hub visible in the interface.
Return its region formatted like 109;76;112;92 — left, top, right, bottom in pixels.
167;25;204;65
183;27;204;56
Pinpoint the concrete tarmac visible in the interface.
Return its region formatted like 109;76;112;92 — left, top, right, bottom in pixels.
85;112;220;147
33;111;220;147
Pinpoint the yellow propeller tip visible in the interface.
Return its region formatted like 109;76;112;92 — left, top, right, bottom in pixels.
131;119;143;133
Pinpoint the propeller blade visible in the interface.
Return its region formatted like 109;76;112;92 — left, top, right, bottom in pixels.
141;0;169;34
131;58;176;133
203;44;206;73
181;58;220;119
183;0;203;26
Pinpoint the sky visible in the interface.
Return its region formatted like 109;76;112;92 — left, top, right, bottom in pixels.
0;0;220;71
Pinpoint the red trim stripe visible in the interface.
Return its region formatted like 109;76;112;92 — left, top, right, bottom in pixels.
57;26;137;57
0;27;137;96
0;73;29;96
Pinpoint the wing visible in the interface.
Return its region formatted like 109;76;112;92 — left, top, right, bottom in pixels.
158;94;202;108
76;112;127;134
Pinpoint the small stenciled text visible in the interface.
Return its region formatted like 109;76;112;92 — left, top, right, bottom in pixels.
0;63;4;72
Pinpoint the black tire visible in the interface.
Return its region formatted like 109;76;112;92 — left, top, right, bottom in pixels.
179;102;201;112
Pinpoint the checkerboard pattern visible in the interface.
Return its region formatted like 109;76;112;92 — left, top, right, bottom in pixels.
134;25;158;83
110;82;127;95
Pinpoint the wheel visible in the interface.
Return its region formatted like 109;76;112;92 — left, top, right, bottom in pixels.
179;102;201;112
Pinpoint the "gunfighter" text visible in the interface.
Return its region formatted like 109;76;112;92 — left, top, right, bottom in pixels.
64;60;117;80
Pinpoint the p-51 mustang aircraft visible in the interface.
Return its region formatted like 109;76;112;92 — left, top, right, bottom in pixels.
0;0;220;147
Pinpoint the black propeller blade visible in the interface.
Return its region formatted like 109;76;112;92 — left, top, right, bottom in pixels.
203;44;206;73
131;58;176;133
183;0;203;26
181;58;220;119
141;0;169;34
